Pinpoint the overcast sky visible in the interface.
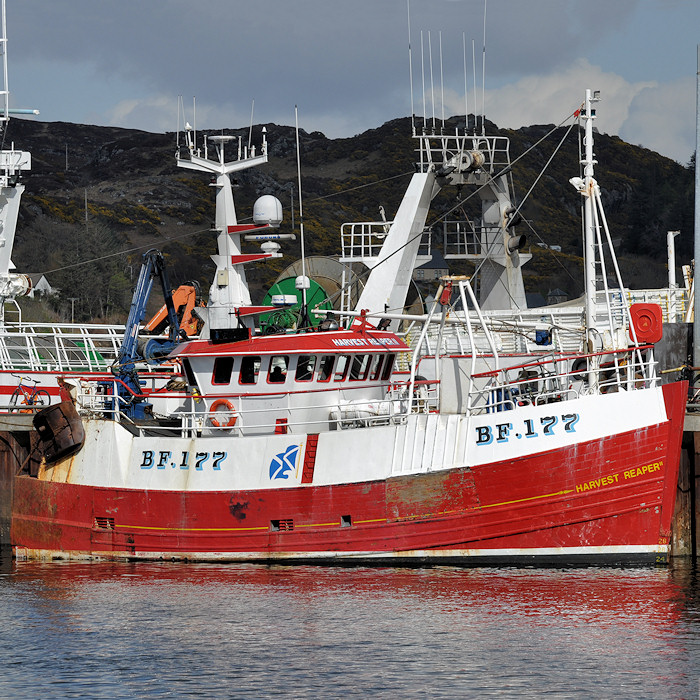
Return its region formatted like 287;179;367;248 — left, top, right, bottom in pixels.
5;0;700;164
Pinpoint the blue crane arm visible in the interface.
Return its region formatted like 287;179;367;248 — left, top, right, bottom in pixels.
109;250;185;420
116;249;184;374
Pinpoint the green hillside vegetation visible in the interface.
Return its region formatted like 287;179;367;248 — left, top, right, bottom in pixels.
3;113;694;324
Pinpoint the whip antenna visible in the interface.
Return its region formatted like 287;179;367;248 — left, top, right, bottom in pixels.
439;31;445;128
294;106;311;329
247;99;255;152
176;95;183;150
420;30;426;127
407;0;415;135
481;0;488;134
192;97;197;152
429;31;435;131
472;40;477;134
462;33;469;132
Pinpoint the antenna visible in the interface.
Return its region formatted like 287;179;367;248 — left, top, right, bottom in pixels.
294;106;311;329
247;99;255;152
462;33;469;132
407;0;415;135
179;97;195;153
176;95;183;150
439;31;445;129
192;97;197;154
420;31;426;127
428;32;435;133
290;185;295;230
0;0;39;133
472;40;477;135
0;0;7;126
481;0;488;135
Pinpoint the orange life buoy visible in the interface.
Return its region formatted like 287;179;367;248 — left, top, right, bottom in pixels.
209;399;237;428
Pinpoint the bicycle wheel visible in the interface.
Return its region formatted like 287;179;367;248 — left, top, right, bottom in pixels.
8;388;23;412
31;390;52;408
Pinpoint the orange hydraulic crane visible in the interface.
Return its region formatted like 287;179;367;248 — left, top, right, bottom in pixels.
143;281;205;337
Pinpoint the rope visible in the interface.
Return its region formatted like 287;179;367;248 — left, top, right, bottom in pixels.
28;226;213;277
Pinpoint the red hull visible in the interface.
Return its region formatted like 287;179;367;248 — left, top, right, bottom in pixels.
11;382;687;565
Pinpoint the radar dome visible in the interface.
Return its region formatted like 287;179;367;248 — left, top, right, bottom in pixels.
253;195;283;227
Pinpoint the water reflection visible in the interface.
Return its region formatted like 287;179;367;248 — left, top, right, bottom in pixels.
1;548;699;699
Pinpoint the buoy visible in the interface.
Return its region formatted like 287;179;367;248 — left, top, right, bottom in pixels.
209;399;238;428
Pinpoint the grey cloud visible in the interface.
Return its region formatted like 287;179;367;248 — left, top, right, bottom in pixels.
11;0;639;112
6;0;696;161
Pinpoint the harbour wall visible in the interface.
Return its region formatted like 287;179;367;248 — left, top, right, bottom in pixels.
673;433;698;556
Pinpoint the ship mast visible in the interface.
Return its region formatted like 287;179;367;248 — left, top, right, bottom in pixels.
177;125;282;339
0;0;38;319
580;89;599;356
569;89;632;389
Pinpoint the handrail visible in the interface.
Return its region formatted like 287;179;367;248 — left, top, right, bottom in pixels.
69;373;440;437
465;347;656;415
469;344;654;380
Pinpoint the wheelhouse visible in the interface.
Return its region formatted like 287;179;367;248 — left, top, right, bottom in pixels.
169;328;410;435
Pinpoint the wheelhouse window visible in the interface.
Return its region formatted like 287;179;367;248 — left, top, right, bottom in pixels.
268;356;289;384
381;353;396;380
369;354;384;381
334;355;350;381
239;356;261;385
350;354;371;381
295;355;316;382
212;356;234;385
318;355;335;382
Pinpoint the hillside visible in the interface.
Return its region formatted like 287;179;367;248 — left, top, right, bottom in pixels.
3;114;694;324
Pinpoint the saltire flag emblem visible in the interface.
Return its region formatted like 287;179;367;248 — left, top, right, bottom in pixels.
269;445;300;480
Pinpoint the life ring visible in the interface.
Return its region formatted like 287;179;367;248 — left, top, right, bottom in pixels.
209;399;237;428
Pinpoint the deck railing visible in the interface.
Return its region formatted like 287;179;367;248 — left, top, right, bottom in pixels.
67;374;441;438
0;322;125;371
61;345;657;439
465;346;656;415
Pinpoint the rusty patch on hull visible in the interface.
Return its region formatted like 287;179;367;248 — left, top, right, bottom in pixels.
386;468;478;521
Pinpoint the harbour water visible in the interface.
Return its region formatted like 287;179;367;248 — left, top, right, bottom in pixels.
1;549;699;699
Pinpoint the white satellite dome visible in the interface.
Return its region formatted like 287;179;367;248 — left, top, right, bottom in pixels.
253;195;283;227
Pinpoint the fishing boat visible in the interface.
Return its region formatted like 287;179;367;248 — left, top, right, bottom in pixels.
10;90;687;566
